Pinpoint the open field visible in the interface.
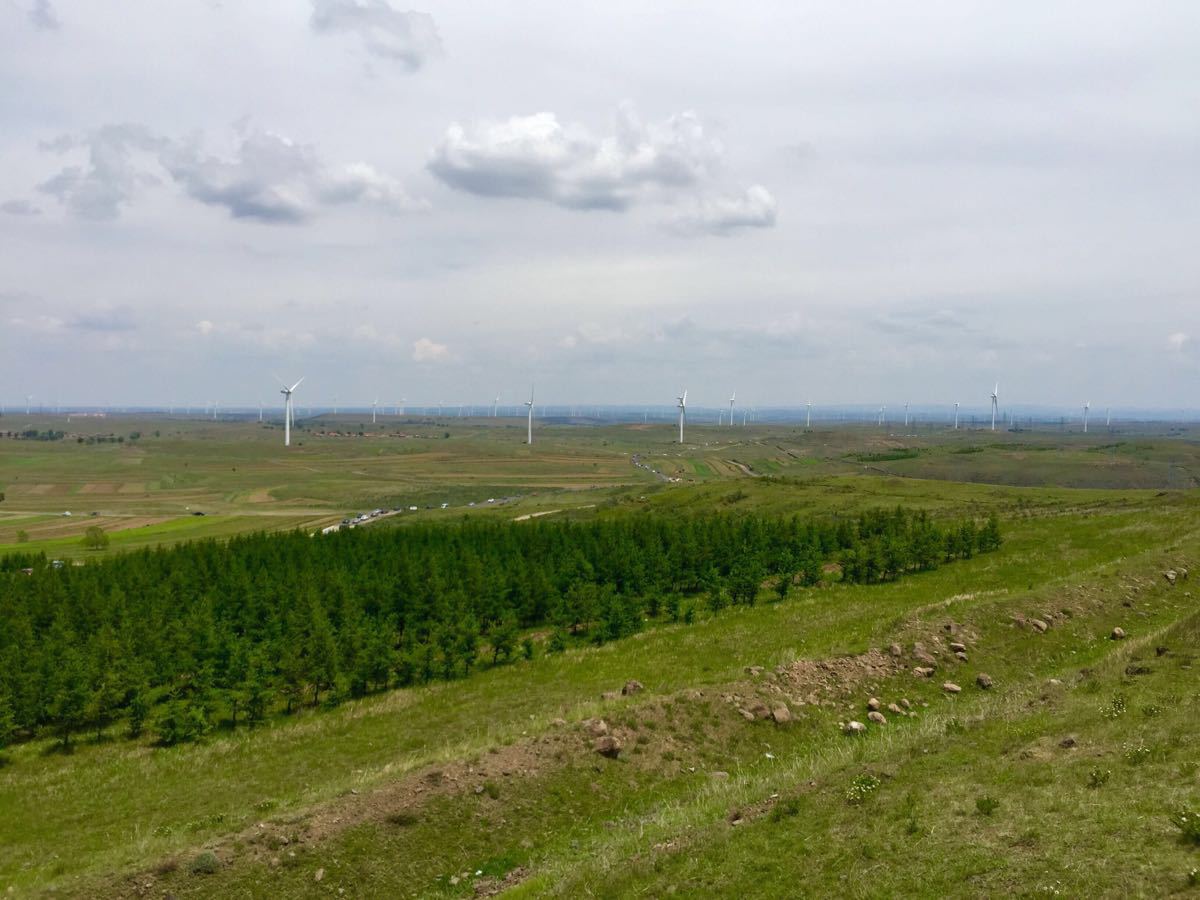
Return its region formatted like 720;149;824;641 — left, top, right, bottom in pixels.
1;416;1200;897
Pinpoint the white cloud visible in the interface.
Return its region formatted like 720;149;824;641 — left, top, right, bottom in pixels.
28;0;59;30
668;185;778;236
428;104;725;211
37;124;425;223
1;199;41;216
309;0;440;71
1167;332;1189;351
412;336;450;362
195;320;215;335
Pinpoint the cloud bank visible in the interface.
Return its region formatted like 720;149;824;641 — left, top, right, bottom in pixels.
310;0;440;71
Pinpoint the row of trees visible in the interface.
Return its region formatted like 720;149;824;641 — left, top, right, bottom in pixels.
0;508;1001;754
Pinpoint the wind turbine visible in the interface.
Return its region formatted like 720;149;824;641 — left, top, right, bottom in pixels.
728;391;735;429
25;395;32;415
878;405;886;427
493;394;500;417
990;383;999;431
372;398;378;425
276;376;304;447
525;385;535;445
1106;407;1111;428
1082;401;1090;433
904;402;910;428
677;390;687;443
806;401;812;428
954;402;960;430
259;401;263;423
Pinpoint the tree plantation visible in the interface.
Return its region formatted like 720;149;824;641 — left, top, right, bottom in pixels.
0;508;1000;753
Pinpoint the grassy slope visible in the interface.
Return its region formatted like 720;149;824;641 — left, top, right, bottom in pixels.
2;488;1197;895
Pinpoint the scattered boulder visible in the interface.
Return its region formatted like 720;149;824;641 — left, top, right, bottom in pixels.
976;672;994;690
913;666;935;678
1163;570;1177;585
867;711;887;725
843;720;867;735
1031;619;1049;634
889;643;903;658
887;702;904;715
551;718;566;727
954;651;969;663
912;644;938;666
942;682;962;694
900;698;912;709
593;735;623;758
314;868;325;883
949;641;967;653
1110;627;1127;640
737;708;756;722
711;770;730;780
1059;735;1078;748
744;665;765;676
771;705;792;724
867;697;882;712
584;719;609;737
622;680;644;696
747;699;772;720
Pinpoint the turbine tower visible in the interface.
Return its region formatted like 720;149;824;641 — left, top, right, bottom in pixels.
25;394;32;415
277;376;304;447
525;384;535;445
372;398;378;425
904;402;910;428
1083;401;1090;433
954;402;960;430
806;400;812;428
1106;407;1111;428
677;390;687;443
990;383;999;431
728;391;735;428
493;394;500;417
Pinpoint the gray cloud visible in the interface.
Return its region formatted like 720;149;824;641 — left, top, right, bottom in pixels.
428;104;726;211
37;124;164;221
37;125;425;224
28;0;59;30
1;199;41;216
668;185;777;236
310;0;440;71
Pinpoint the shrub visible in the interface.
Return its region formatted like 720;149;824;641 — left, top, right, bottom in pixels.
1102;695;1127;719
483;780;500;799
1169;808;1200;845
188;852;220;876
975;796;1000;816
846;773;881;804
1123;743;1152;766
1087;768;1111;789
15;530;29;544
80;525;109;551
769;797;802;821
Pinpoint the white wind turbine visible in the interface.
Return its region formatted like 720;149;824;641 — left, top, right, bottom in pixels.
677;390;687;443
276;376;304;447
954;402;960;430
372;398;379;425
990;383;999;431
806;400;812;428
1082;401;1090;433
904;402;910;428
493;394;500;417
525;384;535;444
728;391;735;429
1106;407;1111;428
25;394;32;415
878;405;886;427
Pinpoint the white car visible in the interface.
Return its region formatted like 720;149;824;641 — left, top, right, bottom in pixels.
410;505;419;511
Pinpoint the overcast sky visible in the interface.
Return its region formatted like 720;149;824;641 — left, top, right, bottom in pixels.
2;1;1199;411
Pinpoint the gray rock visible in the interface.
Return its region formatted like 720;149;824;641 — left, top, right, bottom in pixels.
594;735;623;758
867;697;882;712
844;720;867;735
942;682;962;694
889;643;904;657
954;651;969;662
887;702;904;715
771;705;791;724
584;718;609;737
1032;619;1049;633
621;680;644;696
913;666;935;678
1110;627;1127;640
976;672;994;690
867;710;887;725
949;641;967;653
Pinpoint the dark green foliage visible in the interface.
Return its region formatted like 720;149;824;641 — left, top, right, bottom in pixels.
0;508;997;753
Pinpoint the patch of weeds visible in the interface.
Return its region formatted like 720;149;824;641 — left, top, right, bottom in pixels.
254;799;277;813
901;793;922;835
945;718;966;736
1179;761;1198;779
188;852;220;876
1087;768;1112;789
482;780;501;800
769;798;801;822
1141;704;1163;718
152;824;173;837
1123;743;1152;766
186;812;226;832
846;773;881;805
386;811;420;827
661;750;677;762
1169;808;1200;845
1187;868;1199;887
1101;695;1127;719
975;796;1000;817
479;851;522;878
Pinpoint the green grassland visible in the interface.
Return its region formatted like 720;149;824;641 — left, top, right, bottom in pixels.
1;416;1200;896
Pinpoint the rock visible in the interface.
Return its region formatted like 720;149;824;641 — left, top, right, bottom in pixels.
867;697;882;712
744;665;765;676
738;708;755;721
900;698;911;709
584;718;609;737
1048;678;1063;686
913;666;935;678
976;672;994;690
889;643;903;657
887;702;904;715
867;711;887;725
1059;735;1077;748
912;644;938;666
622;680;644;696
954;651;969;662
844;720;867;735
771;705;791;724
711;770;730;779
315;868;325;883
1163;570;1177;585
949;641;967;653
747;699;772;720
1032;619;1049;633
593;735;623;758
1110;627;1127;640
942;682;962;694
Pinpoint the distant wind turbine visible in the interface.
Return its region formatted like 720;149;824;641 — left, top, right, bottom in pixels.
1106;407;1111;428
276;376;304;447
728;391;735;428
904;402;909;428
26;394;32;415
493;394;500;417
1083;401;1090;433
954;402;960;430
372;398;378;425
806;400;812;429
990;383;999;431
677;390;687;442
525;384;535;445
